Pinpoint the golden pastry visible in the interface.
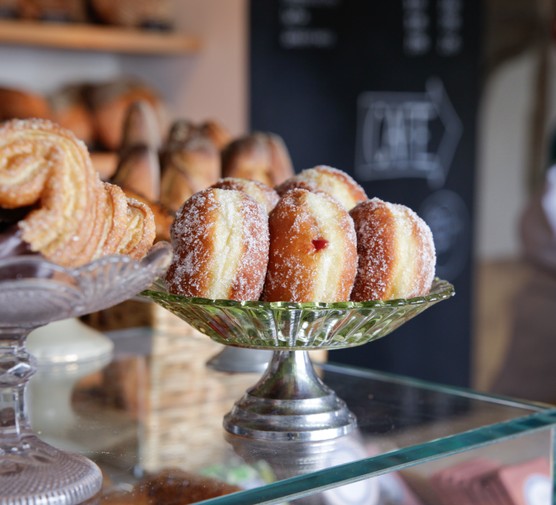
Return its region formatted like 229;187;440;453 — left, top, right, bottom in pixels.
160;135;220;212
0;119;156;267
165;118;231;152
221;132;294;187
87;79;166;152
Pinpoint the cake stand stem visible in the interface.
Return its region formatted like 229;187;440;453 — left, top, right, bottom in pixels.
0;329;102;505
251;350;333;399
0;332;35;441
224;350;356;442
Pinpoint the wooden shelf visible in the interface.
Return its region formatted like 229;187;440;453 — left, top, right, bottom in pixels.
0;20;200;55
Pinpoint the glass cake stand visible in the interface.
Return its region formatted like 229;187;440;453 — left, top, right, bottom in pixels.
143;278;454;443
0;242;172;505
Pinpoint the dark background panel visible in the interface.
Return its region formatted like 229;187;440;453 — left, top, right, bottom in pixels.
249;0;481;387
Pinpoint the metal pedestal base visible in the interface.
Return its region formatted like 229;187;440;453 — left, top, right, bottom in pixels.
224;350;356;441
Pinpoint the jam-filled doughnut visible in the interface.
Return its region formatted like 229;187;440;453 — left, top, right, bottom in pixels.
275;165;367;210
211;177;279;214
166;187;269;301
263;188;357;303
349;198;436;301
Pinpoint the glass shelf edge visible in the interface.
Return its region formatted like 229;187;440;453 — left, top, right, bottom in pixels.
195;409;556;505
322;362;552;412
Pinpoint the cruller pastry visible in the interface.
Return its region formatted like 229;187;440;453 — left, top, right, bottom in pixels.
0;119;156;267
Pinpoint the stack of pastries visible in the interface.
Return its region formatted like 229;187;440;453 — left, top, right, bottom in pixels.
102;100;435;304
0;79;167;155
83;103;296;329
165;165;437;303
0;118;156;267
108;101;295;244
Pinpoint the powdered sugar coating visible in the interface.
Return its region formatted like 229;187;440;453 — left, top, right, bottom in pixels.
166;187;269;301
263;188;357;302
211;177;279;213
349;198;436;301
275;165;368;210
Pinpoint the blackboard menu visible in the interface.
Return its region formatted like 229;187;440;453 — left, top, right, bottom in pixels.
249;0;481;387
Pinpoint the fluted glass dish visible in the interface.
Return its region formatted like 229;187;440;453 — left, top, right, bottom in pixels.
145;278;453;350
143;278;454;442
0;241;172;505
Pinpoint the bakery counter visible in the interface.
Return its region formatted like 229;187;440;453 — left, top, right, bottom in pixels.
26;325;556;504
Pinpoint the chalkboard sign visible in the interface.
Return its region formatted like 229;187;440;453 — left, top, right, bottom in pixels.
249;0;481;387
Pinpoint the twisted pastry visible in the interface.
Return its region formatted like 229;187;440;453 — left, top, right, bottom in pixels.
0;119;155;267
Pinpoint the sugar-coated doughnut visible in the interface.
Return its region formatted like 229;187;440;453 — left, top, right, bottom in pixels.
275;165;367;210
263;188;357;303
349;198;436;301
211;177;279;214
166;188;269;301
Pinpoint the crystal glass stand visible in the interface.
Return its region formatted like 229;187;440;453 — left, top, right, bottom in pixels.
0;242;172;505
144;278;454;442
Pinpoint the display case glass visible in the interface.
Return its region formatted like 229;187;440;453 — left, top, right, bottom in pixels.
28;327;556;505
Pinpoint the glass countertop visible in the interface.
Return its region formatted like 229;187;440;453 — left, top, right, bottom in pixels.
26;326;556;505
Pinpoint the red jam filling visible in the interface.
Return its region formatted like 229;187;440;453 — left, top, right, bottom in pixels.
312;238;328;251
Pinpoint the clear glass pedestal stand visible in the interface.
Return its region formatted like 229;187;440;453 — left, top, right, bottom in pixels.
0;243;172;505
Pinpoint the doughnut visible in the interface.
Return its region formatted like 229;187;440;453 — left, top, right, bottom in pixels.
221;132;294;187
0;118;156;267
210;177;279;213
276;165;368;210
263;188;357;303
349;198;436;301
166;187;269;301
